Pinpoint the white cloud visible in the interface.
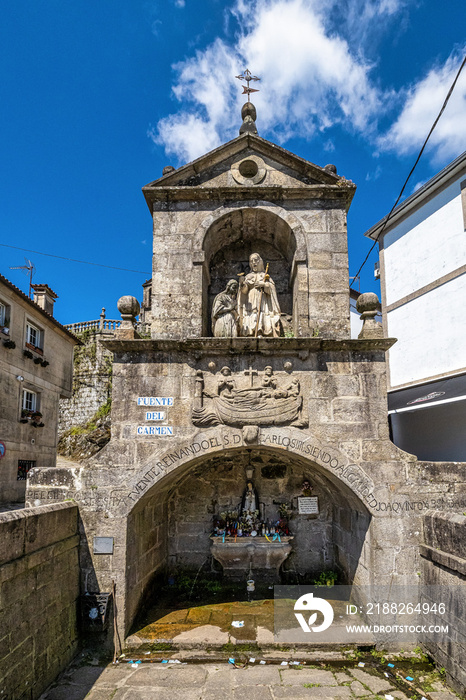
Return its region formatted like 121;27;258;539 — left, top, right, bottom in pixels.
365;165;382;181
174;0;186;7
151;19;162;36
379;50;466;163
150;0;393;162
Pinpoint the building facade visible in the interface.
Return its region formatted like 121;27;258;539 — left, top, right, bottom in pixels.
365;151;466;460
0;275;79;502
26;108;466;644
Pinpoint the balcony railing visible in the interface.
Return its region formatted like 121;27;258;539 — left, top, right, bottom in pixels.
64;308;150;337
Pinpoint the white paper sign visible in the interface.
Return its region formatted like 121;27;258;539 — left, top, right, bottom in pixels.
298;496;319;514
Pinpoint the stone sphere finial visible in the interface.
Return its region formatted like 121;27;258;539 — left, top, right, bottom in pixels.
117;295;140;318
241;102;257;122
356;292;383;339
356;292;380;315
239;101;258;135
115;296;141;339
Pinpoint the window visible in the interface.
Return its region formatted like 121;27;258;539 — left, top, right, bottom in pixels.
17;460;36;480
22;389;37;412
26;322;43;350
0;300;10;330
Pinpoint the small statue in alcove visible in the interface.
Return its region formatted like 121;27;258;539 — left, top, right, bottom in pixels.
237;253;281;337
241;480;259;517
212;279;239;337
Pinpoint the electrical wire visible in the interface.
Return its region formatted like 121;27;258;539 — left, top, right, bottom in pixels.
0;242;151;275
350;52;466;289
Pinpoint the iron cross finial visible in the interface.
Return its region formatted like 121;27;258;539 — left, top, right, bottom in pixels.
236;69;260;102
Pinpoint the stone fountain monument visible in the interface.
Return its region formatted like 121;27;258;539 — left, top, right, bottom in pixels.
26;88;466;644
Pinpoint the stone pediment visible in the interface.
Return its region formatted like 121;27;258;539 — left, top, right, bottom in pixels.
142;134;355;210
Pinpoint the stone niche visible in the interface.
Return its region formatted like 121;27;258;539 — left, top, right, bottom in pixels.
205;208;294;336
164;449;369;583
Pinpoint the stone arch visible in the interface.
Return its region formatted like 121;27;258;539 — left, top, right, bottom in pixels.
193;203;307;261
123;427;377;517
124;427;382;633
192;204;308;336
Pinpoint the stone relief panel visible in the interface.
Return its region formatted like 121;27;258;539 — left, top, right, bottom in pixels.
192;365;307;428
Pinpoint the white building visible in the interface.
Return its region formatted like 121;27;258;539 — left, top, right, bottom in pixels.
365;151;466;461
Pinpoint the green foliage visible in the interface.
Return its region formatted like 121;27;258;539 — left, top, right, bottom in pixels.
221;643;260;652
64;399;110;439
303;683;321;688
150;642;175;651
94;397;112;420
411;646;429;663
313;570;338;587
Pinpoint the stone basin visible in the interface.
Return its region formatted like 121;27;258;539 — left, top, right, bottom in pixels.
210;535;293;583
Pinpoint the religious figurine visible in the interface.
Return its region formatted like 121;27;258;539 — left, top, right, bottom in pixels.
302;480;312;496
241;480;259;516
212;280;239;337
237;253;281;337
261;366;277;392
217;366;236;397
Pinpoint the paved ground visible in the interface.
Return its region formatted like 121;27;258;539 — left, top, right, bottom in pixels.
40;660;459;700
128;595;373;647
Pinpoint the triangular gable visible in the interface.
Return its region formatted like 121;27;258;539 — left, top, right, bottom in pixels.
143;133;348;193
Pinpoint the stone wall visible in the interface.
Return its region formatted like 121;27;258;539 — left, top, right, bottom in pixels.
0;503;80;700
58;330;113;436
166;449;369;581
126;493;169;629
420;511;466;696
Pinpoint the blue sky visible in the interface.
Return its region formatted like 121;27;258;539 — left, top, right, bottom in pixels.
1;0;465;325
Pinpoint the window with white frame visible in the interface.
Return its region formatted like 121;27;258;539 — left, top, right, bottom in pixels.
22;389;38;412
26;322;43;349
0;300;10;329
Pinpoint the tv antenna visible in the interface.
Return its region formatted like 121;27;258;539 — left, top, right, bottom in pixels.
9;258;36;298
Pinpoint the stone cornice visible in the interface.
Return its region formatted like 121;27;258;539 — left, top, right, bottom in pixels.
102;336;396;355
144;185;355;210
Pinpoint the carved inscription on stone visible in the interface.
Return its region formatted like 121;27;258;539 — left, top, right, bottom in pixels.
192;366;307;428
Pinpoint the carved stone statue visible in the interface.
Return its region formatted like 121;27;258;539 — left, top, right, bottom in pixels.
212;280;239;337
242;481;258;515
238;254;281;337
217;366;236;397
192;365;306;428
261;366;277;392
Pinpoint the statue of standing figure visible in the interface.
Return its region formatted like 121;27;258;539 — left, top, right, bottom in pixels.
238;253;281;337
212;279;239;337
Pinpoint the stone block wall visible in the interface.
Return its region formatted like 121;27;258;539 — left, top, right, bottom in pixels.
126;494;169;630
420;511;466;696
58;331;113;435
0;503;80;700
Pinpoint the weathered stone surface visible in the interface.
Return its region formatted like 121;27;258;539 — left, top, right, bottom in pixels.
420;511;466;697
0;503;79;700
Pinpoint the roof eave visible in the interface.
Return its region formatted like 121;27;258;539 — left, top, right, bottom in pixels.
364;150;466;241
0;274;82;345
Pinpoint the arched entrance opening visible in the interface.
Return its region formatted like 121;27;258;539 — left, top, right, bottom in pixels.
200;207;305;336
125;445;370;635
